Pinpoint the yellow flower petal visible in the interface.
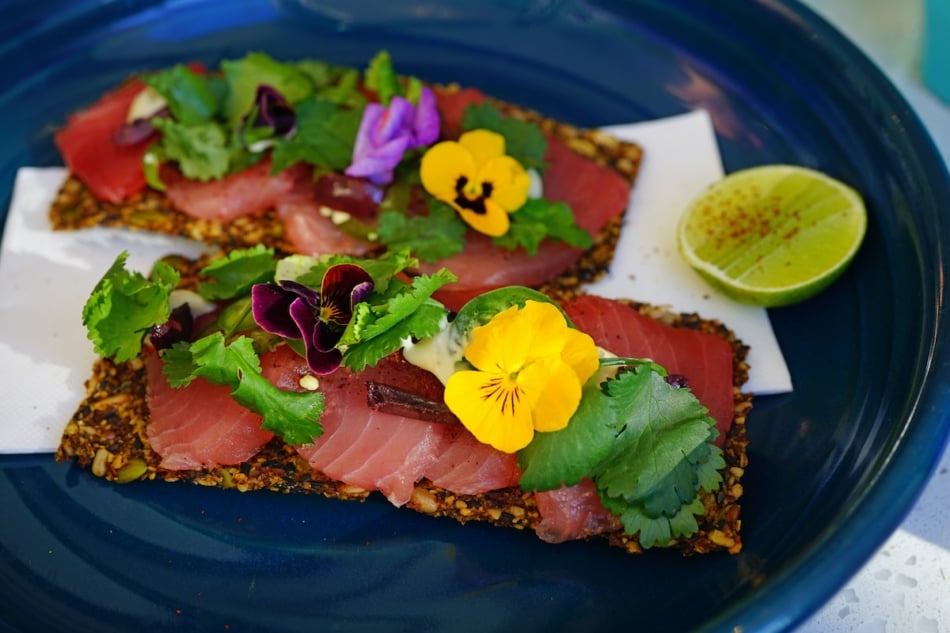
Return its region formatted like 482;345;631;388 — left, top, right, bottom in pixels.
444;370;535;453
516;301;572;361
457;198;510;237
420;141;474;201
464;304;523;372
459;129;505;168
519;358;583;433
559;328;600;386
478;156;531;212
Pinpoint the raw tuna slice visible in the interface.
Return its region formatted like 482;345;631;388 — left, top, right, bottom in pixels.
296;354;458;506
423;429;521;495
562;295;735;440
146;353;273;470
276;173;379;257
54;80;154;203
534;479;622;543
162;159;309;222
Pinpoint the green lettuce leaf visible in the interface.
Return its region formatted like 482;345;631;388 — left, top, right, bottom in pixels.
82;252;179;362
161;333;324;445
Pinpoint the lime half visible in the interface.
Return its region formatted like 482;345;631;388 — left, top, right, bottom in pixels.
677;165;867;307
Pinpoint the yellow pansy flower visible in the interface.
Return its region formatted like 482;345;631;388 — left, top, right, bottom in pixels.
419;129;531;236
443;300;599;453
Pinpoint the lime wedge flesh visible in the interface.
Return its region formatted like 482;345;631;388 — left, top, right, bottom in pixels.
677;165;867;307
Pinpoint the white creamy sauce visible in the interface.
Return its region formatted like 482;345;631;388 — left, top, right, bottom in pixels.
402;318;467;385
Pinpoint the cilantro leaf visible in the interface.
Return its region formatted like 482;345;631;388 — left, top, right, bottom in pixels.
221;52;316;125
151;118;232;181
364;50;401;105
269;97;362;172
518;379;623;491
143;64;221;124
82;252;179;362
376;199;467;263
592;370;718;511
340;270;456;371
460;102;547;170
161;334;324;446
517;364;724;548
315;68;367;108
494;199;593;255
601;495;706;549
197;245;277;300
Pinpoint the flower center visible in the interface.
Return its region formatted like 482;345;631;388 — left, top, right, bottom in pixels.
319;304;341;324
479;374;523;416
454;176;494;215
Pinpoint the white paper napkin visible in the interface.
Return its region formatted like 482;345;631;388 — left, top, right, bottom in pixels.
0;110;791;454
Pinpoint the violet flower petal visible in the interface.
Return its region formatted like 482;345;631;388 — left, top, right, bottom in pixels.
344;136;411;184
372;97;414;144
411;87;440;148
288;296;319;347
278;279;322;308
351;280;375;307
307;344;343;375
313;320;344;352
291;303;343;374
251;283;301;339
320;264;376;325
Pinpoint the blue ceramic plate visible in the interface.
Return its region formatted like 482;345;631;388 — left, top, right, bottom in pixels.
1;1;948;632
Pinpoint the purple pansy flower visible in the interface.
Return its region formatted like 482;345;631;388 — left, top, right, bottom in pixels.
251;264;374;374
344;86;440;185
249;84;297;137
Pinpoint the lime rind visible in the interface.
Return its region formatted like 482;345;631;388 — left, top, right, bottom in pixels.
677;165;867;307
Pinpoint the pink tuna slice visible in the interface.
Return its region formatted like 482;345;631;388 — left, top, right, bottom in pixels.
161;159;309;222
534;478;623;544
296;358;457;506
562;294;735;440
423;428;521;495
146;353;274;470
276;347;517;504
276;173;378;257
